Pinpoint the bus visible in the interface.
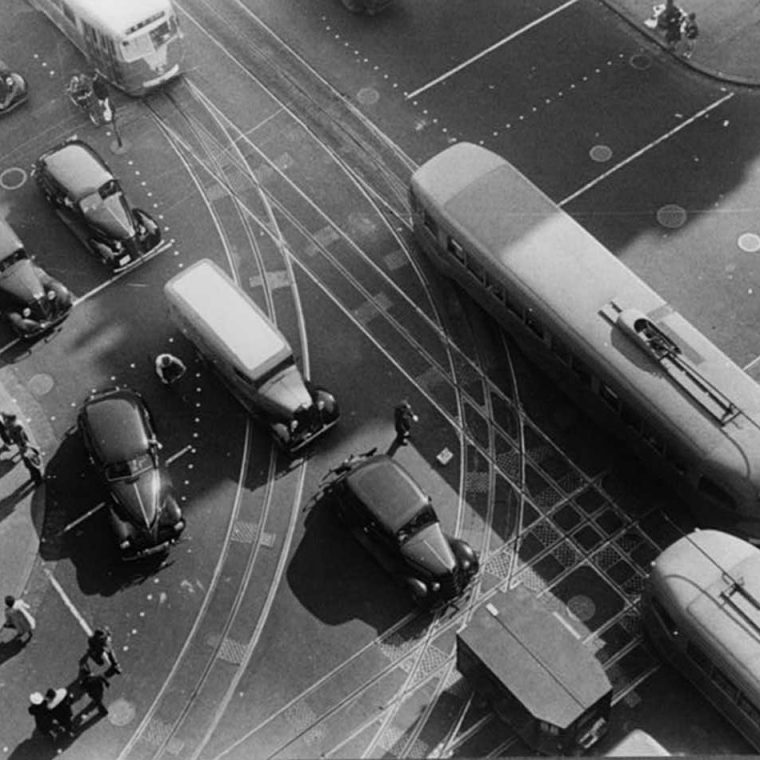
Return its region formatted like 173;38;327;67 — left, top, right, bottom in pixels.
643;529;760;751
457;585;612;754
29;0;183;96
410;142;760;541
164;259;339;454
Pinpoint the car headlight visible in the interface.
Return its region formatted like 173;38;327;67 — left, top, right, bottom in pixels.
46;290;56;301
430;581;440;592
119;539;131;551
22;307;31;318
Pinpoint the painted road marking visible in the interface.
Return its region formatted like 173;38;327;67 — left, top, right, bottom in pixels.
560;92;735;206
60;501;106;534
405;0;581;101
552;610;581;638
45;567;92;636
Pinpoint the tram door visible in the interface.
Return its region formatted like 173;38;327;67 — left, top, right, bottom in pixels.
81;22;119;83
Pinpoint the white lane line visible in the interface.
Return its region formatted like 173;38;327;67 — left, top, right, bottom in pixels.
405;0;580;101
560;92;734;206
45;567;92;636
59;501;107;534
743;355;760;372
166;444;193;465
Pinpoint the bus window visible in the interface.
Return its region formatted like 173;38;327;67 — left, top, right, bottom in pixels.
739;694;760;724
713;669;740;702
599;382;621;412
686;640;712;673
423;210;437;238
466;255;486;284
620;403;643;433
447;237;466;264
698;477;737;511
641;423;666;455
525;312;544;339
571;356;592;388
486;277;505;303
550;336;572;366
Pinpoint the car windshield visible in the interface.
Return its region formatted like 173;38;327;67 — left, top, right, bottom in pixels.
0;249;25;272
79;180;119;213
104;452;152;481
397;502;437;543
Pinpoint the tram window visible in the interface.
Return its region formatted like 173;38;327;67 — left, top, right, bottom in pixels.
686;640;712;673
525;312;544;339
652;598;678;636
447;237;466;264
505;295;522;319
423;211;438;238
712;669;740;702
62;1;75;23
739;694;760;724
466;256;486;284
550;336;572;366
641;423;666;454
665;450;687;475
620;403;643;433
698;477;738;511
151;21;173;47
571;356;592;388
599;382;621;412
486;277;505;303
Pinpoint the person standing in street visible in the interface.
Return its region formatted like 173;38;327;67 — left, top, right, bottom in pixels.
28;692;56;738
81;626;122;676
393;400;419;446
44;687;74;737
155;353;187;387
680;12;699;57
3;594;35;643
77;662;110;717
3;413;30;453
91;70;112;122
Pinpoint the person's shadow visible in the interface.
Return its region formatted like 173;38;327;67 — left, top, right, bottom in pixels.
0;635;25;665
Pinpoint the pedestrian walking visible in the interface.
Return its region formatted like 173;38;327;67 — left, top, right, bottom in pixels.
0;413;12;449
44;687;74;737
20;444;44;486
393;400;419;446
77;662;109;717
81;626;122;676
680;11;699;57
3;594;35;642
2;413;30;452
155;353;187;386
28;692;56;738
91;71;113;122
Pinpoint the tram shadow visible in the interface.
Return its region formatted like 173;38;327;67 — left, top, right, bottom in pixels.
288;492;412;630
40;429;173;595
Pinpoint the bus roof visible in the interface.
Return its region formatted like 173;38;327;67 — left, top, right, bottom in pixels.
164;259;290;378
458;586;611;729
411;143;760;488
65;0;175;37
650;530;760;691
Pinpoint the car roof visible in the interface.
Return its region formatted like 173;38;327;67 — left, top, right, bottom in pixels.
344;455;430;533
82;388;150;462
0;219;23;259
39;140;113;201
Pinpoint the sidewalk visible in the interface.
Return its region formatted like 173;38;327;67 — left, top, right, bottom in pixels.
602;0;760;87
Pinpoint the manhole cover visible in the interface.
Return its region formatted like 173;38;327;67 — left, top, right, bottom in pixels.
656;204;687;229
106;698;136;726
567;594;596;622
629;53;652;70
738;233;760;253
0;167;26;190
589;144;613;163
357;87;380;105
28;374;54;396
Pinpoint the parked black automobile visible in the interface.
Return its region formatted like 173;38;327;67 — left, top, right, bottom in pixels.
78;387;184;560
32;138;161;272
0;219;73;338
0;67;28;116
323;453;479;608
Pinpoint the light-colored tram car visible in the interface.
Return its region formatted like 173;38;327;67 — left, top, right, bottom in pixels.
410;142;760;540
29;0;183;96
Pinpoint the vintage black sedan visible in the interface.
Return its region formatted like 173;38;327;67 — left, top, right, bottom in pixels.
0;67;28;116
0;220;73;338
32;138;161;272
324;454;479;608
78;387;184;560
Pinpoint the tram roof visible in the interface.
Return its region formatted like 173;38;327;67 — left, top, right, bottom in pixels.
458;586;611;729
650;530;760;687
164;259;290;377
411;143;760;487
69;0;175;37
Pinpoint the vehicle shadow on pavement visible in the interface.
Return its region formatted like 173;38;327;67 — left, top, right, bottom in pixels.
289;491;414;630
0;635;25;666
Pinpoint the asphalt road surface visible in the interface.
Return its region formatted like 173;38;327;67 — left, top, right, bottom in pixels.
1;0;759;758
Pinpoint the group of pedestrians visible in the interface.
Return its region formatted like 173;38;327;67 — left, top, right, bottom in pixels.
646;0;699;57
0;411;44;485
67;70;112;126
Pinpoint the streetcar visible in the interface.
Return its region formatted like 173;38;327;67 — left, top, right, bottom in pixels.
642;529;760;751
410;142;760;540
28;0;183;96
